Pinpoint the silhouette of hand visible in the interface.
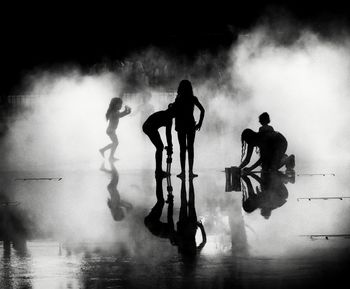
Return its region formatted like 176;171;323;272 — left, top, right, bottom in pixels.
195;123;202;131
166;146;173;155
241;167;251;174
125;105;131;113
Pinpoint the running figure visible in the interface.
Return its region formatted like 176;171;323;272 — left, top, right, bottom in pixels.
100;162;132;221
99;97;131;161
173;80;205;178
143;104;175;178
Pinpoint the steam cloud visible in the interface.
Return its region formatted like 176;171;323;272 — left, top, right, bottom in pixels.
3;21;350;173
2;17;350;251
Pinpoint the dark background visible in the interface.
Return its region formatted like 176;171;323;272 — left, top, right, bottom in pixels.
1;1;349;95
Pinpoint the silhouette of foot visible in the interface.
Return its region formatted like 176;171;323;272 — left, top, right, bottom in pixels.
189;172;198;178
99;149;105;158
109;156;119;162
155;170;169;178
177;172;185;179
286;154;295;170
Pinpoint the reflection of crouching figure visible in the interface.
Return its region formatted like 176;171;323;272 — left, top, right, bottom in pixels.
241;172;289;219
144;176;176;243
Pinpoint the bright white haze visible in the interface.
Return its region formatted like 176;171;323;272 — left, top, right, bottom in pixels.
4;24;350;172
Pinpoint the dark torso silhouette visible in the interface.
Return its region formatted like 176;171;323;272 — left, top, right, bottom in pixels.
174;96;198;132
143;110;172;131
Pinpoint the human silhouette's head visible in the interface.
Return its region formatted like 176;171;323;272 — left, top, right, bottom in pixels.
106;97;123;120
241;129;258;145
167;103;176;117
261;207;271;219
242;199;258;213
111;97;123;110
108;199;125;221
259;112;270;126
177;80;194;97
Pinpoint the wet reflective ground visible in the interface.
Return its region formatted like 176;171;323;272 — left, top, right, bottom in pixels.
1;164;350;289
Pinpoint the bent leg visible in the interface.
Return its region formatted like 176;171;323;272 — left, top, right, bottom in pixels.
148;130;164;172
100;143;113;156
187;131;196;175
273;141;287;170
109;132;119;160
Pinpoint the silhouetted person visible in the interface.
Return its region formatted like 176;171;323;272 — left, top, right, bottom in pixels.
259;112;274;133
143;104;175;178
173;80;205;178
144;176;176;243
100;161;132;221
174;178;206;257
241;171;293;219
100;97;131;161
238;129;295;172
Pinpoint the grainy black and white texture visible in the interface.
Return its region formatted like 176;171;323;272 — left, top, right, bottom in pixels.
1;2;350;289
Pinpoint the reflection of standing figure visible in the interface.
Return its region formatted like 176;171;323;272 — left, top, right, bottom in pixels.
144;177;206;257
174;178;206;256
99;97;131;161
100;162;132;221
174;80;205;178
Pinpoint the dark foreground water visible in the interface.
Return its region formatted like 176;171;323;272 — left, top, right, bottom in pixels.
1;164;350;289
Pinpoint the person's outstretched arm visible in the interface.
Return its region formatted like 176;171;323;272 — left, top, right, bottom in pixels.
119;106;132;118
238;145;254;170
246;158;262;172
197;221;207;250
241;175;255;197
249;172;262;183
194;98;205;131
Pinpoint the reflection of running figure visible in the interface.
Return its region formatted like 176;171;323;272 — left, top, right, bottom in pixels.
100;162;132;221
174;80;205;178
99;97;131;161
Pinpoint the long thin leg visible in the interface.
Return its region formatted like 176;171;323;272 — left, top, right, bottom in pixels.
148;131;164;172
187;131;196;175
100;143;113;156
177;131;186;175
109;133;119;160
